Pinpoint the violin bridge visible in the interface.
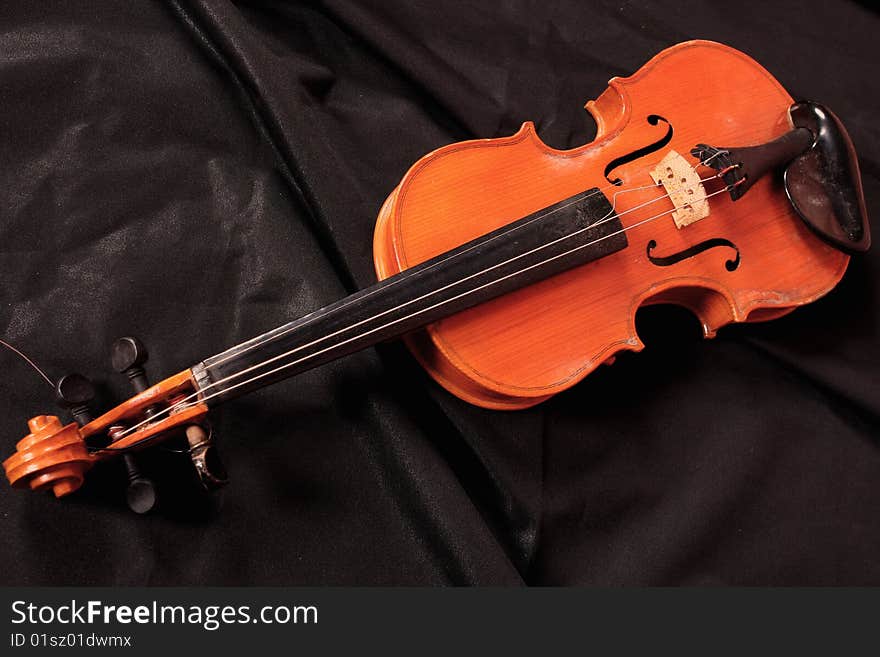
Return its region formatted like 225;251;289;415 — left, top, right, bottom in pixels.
650;150;709;229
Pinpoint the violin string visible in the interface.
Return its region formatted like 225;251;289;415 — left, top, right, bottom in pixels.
105;161;731;446
206;184;681;384
209;183;644;369
207;149;729;370
0;338;54;388
99;166;735;450
181;183;736;409
182;164;726;404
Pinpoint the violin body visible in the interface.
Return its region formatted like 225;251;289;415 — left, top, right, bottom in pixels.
374;41;849;409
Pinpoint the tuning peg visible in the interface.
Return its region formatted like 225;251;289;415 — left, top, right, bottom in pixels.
123;455;158;514
111;336;150;394
110;336;158;513
55;373;96;426
105;424;158;515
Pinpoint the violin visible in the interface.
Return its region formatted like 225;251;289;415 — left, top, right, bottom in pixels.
3;40;869;512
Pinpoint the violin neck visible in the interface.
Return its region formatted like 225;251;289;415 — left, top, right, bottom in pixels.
190;188;627;405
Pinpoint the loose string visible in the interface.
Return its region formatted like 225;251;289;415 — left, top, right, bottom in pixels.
98;154;734;451
0;338;54;388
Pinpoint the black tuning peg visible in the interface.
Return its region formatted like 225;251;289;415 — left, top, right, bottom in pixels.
55;373;96;427
123;455;158;514
110;336;158;514
111;336;151;395
105;424;158;515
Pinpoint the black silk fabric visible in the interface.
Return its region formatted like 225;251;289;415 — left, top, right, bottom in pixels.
0;1;878;585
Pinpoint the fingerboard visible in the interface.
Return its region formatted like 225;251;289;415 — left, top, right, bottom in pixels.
191;188;626;405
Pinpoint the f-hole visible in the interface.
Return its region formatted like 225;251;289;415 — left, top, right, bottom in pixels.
604;115;673;185
646;238;741;272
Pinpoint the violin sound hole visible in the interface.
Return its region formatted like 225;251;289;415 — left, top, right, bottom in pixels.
604;115;674;185
646;238;741;271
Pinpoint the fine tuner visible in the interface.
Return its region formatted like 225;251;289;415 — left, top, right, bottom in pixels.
3;41;870;513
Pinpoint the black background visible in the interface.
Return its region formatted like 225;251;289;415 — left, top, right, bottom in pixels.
0;0;877;585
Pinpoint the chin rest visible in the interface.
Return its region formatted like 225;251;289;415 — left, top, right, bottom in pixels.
692;101;870;254
784;101;870;253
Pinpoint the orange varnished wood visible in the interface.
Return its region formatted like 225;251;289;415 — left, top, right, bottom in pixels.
79;369;203;441
3;416;92;497
3;370;206;495
98;403;207;451
373;41;849;409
